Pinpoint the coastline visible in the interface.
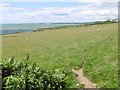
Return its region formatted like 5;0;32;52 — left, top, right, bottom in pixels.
1;22;117;36
1;24;81;35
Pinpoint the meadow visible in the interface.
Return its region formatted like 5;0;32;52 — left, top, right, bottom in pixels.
2;23;118;88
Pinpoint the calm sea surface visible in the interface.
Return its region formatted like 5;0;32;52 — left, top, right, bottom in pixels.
1;23;80;34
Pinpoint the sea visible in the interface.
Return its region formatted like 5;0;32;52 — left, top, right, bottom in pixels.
0;23;80;34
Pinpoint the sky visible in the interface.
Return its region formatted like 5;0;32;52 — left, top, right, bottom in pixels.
0;1;118;23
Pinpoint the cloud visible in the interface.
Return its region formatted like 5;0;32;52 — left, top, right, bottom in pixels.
0;3;11;13
1;2;118;23
13;7;25;10
0;3;10;7
0;3;28;11
0;0;119;2
76;0;119;2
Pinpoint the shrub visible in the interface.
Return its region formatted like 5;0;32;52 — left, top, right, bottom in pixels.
1;57;68;90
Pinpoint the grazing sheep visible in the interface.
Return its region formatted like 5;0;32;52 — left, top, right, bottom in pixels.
97;29;100;31
89;30;91;32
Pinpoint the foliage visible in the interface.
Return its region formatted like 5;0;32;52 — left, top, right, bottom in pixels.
34;25;75;32
2;58;68;90
34;19;118;32
93;19;118;25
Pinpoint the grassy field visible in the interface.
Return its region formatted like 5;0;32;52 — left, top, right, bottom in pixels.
2;23;118;88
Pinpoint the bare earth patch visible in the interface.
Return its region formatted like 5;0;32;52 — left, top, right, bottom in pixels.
72;68;97;88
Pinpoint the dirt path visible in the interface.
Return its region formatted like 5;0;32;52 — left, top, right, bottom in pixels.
72;68;97;88
72;60;97;88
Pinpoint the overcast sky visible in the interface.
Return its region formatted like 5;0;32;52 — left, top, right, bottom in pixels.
0;1;118;23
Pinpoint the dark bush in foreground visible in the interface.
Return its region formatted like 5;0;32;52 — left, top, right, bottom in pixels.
1;58;68;90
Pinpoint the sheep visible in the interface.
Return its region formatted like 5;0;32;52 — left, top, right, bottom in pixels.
97;28;100;31
89;30;91;32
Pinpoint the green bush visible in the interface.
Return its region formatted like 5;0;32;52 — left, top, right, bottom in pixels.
2;57;68;90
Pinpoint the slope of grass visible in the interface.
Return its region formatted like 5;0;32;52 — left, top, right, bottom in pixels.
83;33;118;88
2;23;118;88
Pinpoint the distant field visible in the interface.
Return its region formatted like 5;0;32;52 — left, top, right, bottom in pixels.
2;23;118;88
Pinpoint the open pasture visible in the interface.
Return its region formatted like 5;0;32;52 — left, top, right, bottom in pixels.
2;23;118;88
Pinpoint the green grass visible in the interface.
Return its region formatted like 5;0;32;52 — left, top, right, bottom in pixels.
2;23;118;88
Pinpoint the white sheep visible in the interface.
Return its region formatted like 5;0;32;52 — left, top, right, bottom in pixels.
89;30;91;32
97;29;100;31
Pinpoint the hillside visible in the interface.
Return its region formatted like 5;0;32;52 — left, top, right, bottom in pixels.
2;23;118;88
